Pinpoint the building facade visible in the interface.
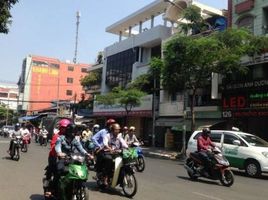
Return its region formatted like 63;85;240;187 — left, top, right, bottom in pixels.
222;0;268;141
0;81;18;110
94;0;225;147
18;55;90;114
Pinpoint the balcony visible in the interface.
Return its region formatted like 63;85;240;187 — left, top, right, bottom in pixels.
159;101;184;117
235;0;255;14
84;84;101;94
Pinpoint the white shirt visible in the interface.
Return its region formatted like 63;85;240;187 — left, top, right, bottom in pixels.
103;133;128;150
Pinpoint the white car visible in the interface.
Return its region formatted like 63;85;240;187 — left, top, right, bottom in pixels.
186;129;268;177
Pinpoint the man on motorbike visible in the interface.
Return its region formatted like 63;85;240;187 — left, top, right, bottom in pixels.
124;126;139;146
7;123;22;154
197;127;216;175
122;126;128;138
39;126;48;144
100;123;128;185
92;124;100;135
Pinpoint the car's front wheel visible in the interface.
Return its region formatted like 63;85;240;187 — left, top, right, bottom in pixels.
245;160;261;177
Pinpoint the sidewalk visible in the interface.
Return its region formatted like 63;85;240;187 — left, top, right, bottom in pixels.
141;146;186;161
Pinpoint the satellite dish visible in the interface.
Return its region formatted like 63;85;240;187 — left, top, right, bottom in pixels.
164;0;190;22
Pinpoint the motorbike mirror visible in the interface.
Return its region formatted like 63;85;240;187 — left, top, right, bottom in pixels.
233;140;241;146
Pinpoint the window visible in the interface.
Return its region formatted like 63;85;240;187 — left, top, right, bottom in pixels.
236;15;254;33
0;93;8;98
224;134;239;145
68;66;74;71
210;133;222;143
66;90;73;96
81;68;87;73
9;93;17;98
67;77;73;83
50;63;59;68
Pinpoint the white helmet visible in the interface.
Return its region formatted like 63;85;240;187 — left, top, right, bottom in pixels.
93;124;100;129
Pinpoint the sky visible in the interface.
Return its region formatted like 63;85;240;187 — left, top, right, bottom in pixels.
0;0;227;83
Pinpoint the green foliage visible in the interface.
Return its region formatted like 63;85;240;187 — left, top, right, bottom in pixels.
179;5;210;35
80;69;102;87
0;0;19;34
96;87;145;113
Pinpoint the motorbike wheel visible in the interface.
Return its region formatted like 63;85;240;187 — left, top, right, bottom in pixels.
21;143;28;152
136;156;145;172
186;158;198;180
220;169;234;187
122;173;137;198
73;186;89;200
15;147;20;161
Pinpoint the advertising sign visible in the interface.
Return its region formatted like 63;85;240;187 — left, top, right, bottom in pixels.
222;79;268;118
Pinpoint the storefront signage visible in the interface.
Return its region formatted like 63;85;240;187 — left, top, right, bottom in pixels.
93;95;152;116
222;80;268;118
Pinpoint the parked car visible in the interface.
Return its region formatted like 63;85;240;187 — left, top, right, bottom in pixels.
1;125;15;137
186;129;268;177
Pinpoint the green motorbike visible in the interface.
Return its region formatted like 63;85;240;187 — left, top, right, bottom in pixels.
44;153;89;200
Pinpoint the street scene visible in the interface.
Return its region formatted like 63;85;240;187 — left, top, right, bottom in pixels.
1;0;268;200
0;138;268;200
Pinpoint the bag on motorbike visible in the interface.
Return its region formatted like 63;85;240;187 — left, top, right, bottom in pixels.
122;148;138;163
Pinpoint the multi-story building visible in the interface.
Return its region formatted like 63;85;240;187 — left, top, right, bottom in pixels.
222;0;268;140
0;81;18;110
93;0;225;146
18;55;90;115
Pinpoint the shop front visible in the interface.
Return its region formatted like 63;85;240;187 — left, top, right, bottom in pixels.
222;79;268;141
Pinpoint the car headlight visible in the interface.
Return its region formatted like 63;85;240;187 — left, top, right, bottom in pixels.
262;152;268;158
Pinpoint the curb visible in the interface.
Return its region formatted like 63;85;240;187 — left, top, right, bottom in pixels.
142;151;178;160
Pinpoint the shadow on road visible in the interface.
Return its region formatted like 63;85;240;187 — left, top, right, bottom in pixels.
232;170;268;180
177;176;221;186
29;194;44;200
86;181;125;197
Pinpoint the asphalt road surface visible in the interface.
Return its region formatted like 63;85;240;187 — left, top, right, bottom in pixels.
1;137;268;200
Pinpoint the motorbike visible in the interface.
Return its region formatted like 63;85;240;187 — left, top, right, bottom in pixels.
10;135;23;161
131;142;145;172
21;135;30;152
43;153;89;200
39;131;48;146
184;147;234;187
95;148;138;198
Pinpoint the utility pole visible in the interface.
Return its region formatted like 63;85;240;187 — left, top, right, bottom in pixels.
73;11;81;64
5;91;9;126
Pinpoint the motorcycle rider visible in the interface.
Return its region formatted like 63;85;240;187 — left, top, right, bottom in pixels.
122;126;128;138
7;123;22;153
92;124;100;135
124;126;139;146
91;119;116;178
81;126;93;142
20;123;31;144
39;126;48;144
101;123;128;185
197;127;215;175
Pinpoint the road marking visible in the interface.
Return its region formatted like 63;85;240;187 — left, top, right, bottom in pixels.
193;192;224;200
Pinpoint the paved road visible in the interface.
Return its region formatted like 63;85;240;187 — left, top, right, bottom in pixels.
1;137;268;200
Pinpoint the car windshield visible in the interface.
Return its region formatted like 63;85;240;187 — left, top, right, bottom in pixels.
239;134;268;147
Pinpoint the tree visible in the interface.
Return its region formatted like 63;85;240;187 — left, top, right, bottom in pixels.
0;104;15;125
0;0;19;34
80;69;102;89
96;87;146;125
162;28;268;132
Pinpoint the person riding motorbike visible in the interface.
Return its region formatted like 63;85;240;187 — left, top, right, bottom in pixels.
81;126;93;142
7;123;22;154
39;126;48;144
125;126;139;146
20;123;31;143
122;126;128;138
99;123;128;186
197;127;216;175
92;124;100;135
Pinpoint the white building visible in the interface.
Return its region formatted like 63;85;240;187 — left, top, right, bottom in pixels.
0;81;19;110
94;0;226;146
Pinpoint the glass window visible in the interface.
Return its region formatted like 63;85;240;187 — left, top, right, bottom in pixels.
81;68;87;73
193;132;202;140
66;90;73;96
237;16;254;33
67;77;73;83
224;134;239;145
0;92;8;98
68;66;74;71
50;63;59;68
9;93;17;98
210;133;222;143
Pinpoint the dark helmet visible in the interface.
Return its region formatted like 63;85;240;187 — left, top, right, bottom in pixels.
64;123;76;138
106;118;116;127
202;127;211;136
15;123;20;131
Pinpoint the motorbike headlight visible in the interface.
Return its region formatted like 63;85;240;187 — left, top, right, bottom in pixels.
262;152;268;158
217;159;229;166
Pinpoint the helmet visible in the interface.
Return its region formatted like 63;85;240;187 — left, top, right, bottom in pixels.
111;123;121;132
93;124;100;129
129;126;136;131
202;127;211;136
59;119;71;128
123;126;128;131
65;123;76;137
106;118;116;126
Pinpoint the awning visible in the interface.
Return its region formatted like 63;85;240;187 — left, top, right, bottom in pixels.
19;115;40;122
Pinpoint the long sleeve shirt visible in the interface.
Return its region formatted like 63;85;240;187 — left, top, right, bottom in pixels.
91;128;108;149
197;135;215;152
104;133;128;150
55;135;87;156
